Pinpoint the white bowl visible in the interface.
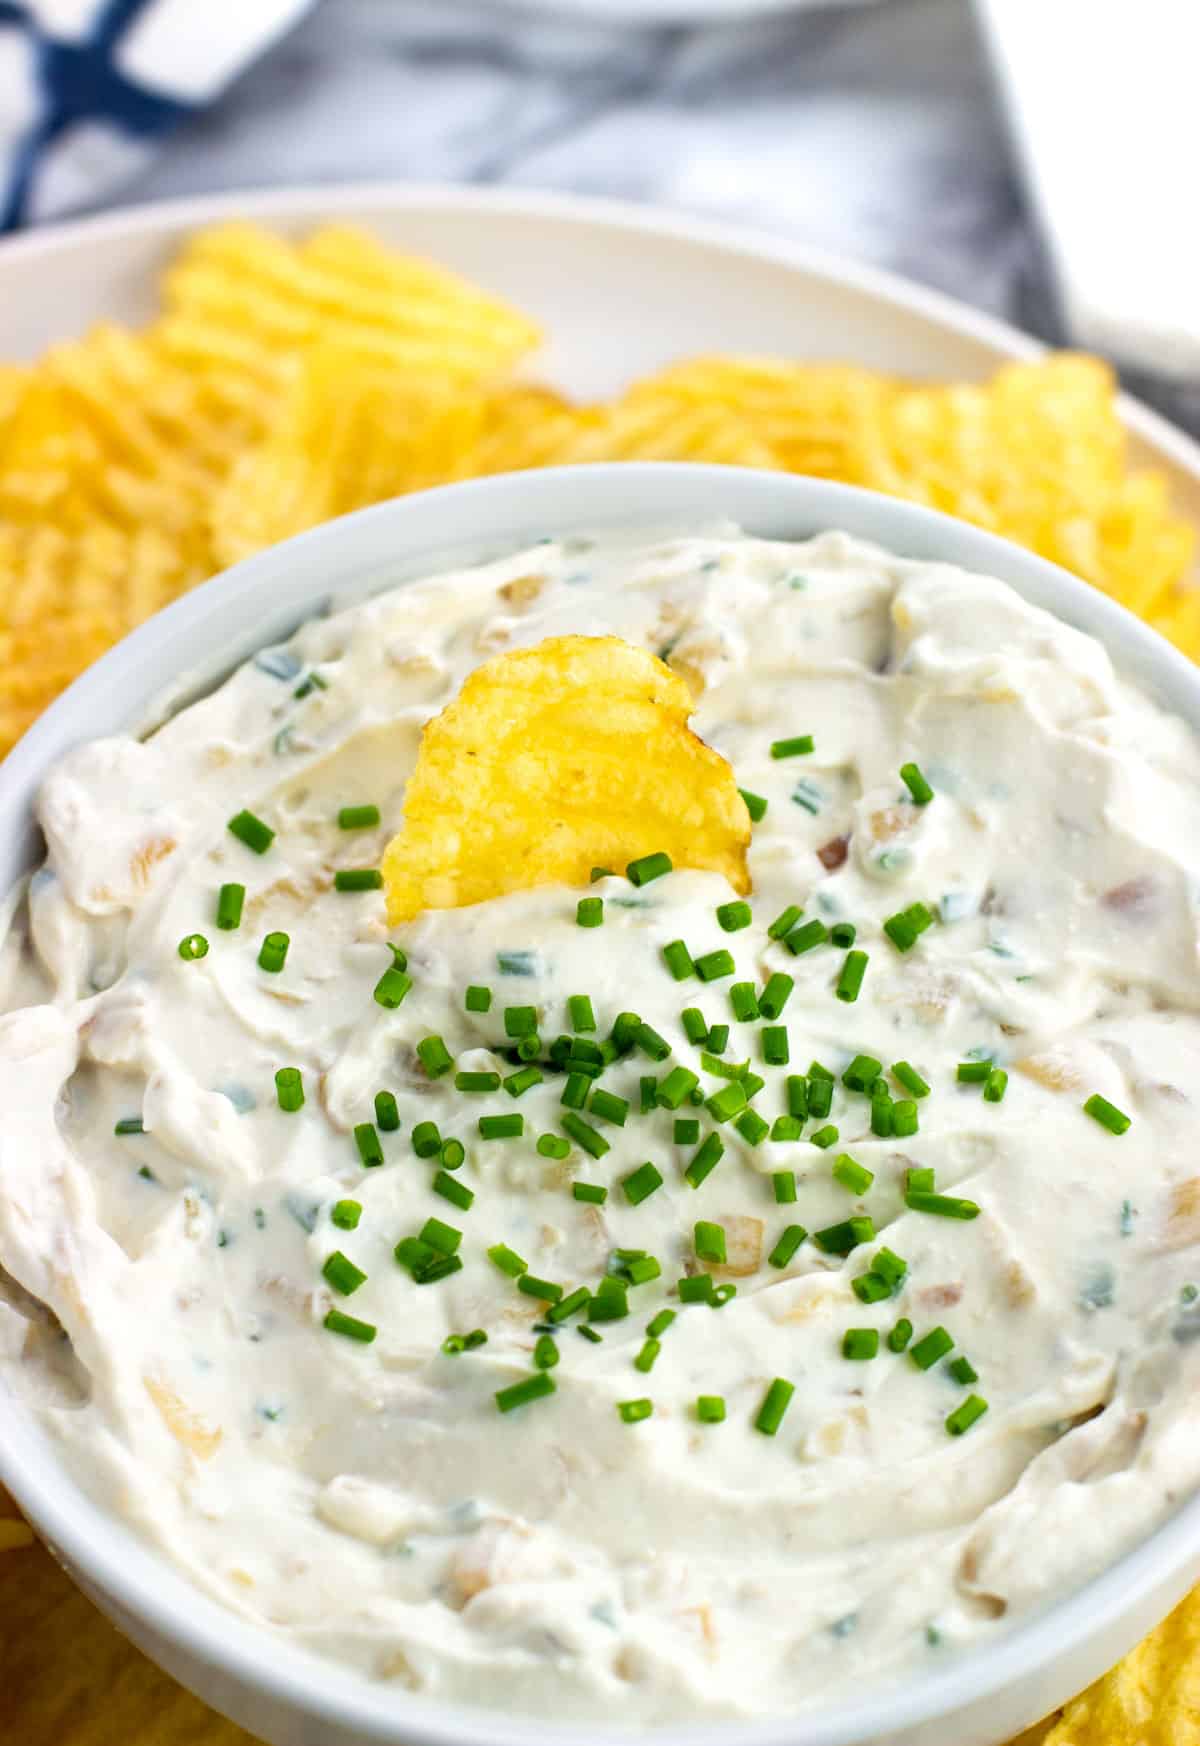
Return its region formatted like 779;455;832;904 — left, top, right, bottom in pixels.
2;464;1198;1746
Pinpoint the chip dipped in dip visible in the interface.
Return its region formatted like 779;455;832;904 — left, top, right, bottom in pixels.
3;525;1200;1725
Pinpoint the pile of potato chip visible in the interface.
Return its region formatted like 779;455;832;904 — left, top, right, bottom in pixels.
0;220;1195;757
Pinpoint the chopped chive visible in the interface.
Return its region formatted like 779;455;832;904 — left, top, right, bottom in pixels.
700;1052;747;1081
771;735;814;759
373;965;412;1008
611;1011;642;1051
568;994;596;1032
215;883;245;930
465;985;492;1012
892;1060;930;1098
420;1216;462;1254
836;949;868;1002
735;1107;769;1145
706;1023;730;1054
257;930;289;973
758;973;794;1021
706;1081;748;1124
548;1287;591;1324
983;1068;1008;1104
769;1224;807;1267
588;1088;629;1127
442;1328;487;1355
561;1072;590;1110
755;1377;795;1435
852;1271;891;1304
495;1373;556;1413
177;932;209;961
910;1327;954;1370
411;1120;441;1160
532;1334;560;1370
338;804;381;830
830;922;857;948
578;1325;603;1343
324;1308;375;1342
694;1220;727;1264
334;868;382;892
906;1165;935;1194
1084;1093;1131;1135
627;1255;662;1286
768;904;803;940
633;1021;671;1061
618;1398;653;1423
887;1317;914;1352
784;919;828;956
681;1007;709;1046
843;1055;882;1093
647;1310;676;1339
729;982;760;1023
662;939;694;980
535;1133;569;1161
677;1274;715;1304
833;1153;874;1195
786;1075;809;1120
948;1355;979;1385
813;1216;874;1256
634;1338;661;1374
417;1035;453;1079
762;1025;790;1066
590;866;612;883
905;1190;980;1221
479;1114;523;1140
433;1171;474;1210
395;1236;436;1275
694;949;736;982
440;1138;466;1170
697;1394;726;1423
892;1099;919;1137
456;1070;501;1093
657;1066;699;1110
331;1199;361;1230
639;1076;658;1114
739;789;767;822
809;1123;839;1149
576;896;604;928
843;1328;879;1360
900;762;934;805
488;1243;527;1278
354;1122;383;1167
773;1170;797;1204
870;1095;893;1138
275;1066;304;1112
518;1274;562;1303
685;1132;725;1189
228;810;274;854
874;1247;908;1288
956;1060;991;1084
742;1072;766;1099
807;1074;833;1119
623;1162;664;1205
626;852;672;886
572;1181;608;1204
771;1115;803;1142
505;1065;543;1098
717;901;752;933
946;1394;989;1437
504;1005;537;1038
561;1112;609;1157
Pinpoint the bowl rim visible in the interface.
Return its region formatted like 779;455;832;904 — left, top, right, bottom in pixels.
2;461;1199;1746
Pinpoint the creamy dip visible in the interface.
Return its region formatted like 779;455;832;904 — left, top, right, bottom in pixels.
3;526;1200;1724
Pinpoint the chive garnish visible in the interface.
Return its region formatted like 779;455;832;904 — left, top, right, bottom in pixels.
536;1132;570;1159
673;1117;701;1146
678;1274;715;1304
807;1073;833;1119
891;1060;929;1098
561;1072;589;1110
628;1255;662;1286
488;1243;527;1278
833;1153;874;1195
706;1081;748;1124
771;1115;803;1142
495;1373;556;1413
768;1224;807;1267
418;1254;464;1285
257;930;289;973
324;1309;376;1342
331;1199;361;1230
647;1310;676;1338
657;1066;699;1109
178;933;209;961
662;939;694;980
983;1068;1008;1103
215;883;245;930
906;1165;935;1193
773;1170;797;1204
505;1065;543;1098
373;964;412;1008
843;1055;882;1093
338;804;380;830
735;1108;769;1145
503;1005;537;1038
626;852;672;886
843;1328;879;1360
729;982;760;1023
576;896;604;928
633;1021;671;1061
809;1123;839;1149
771;735;814;759
905;1190;980;1220
568;994;596;1032
443;1329;487;1355
333;868;382;891
411;1120;440;1158
786;1075;808;1120
784;919;827;956
275;1066;304;1112
697;1395;727;1423
758;973;794;1020
465;985;492;1012
706;1023;730;1054
874;1247;908;1288
114;1116;144;1135
456;1070;500;1094
228;810;274;854
420;1216;462;1253
433;1171;473;1210
892;1099;919;1137
762;1025;790;1066
548;1287;590;1324
1084;1093;1131;1135
417;1035;453;1079
852;1272;891;1304
836;949;868;1002
739;789;767;822
948;1355;979;1385
694;1220;727;1264
900;762;934;805
561;1111;608;1157
589;1088;629;1127
755;1377;795;1435
440;1138;466;1170
589;1277;630;1322
578;1325;603;1343
946;1395;988;1436
354;1122;383;1167
532;1333;559;1370
883;902;935;952
634;1339;661;1373
479;1114;523;1140
681;1007;709;1046
694;949;736;982
685;1132;725;1189
887;1318;913;1352
830;922;856;948
768;904;802;940
910;1327;954;1370
813;1216;874;1255
956;1059;991;1083
518;1274;562;1303
870;1095;893;1138
717;901;752;933
572;1181;607;1204
640;1076;658;1113
623;1162;664;1205
618;1398;653;1423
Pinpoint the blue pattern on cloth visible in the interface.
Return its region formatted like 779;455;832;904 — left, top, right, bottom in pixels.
0;0;311;231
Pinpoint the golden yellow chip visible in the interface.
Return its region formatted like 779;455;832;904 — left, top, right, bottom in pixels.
383;635;751;923
1033;1588;1200;1743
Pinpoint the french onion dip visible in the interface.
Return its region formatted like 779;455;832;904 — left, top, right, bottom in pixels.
3;527;1200;1723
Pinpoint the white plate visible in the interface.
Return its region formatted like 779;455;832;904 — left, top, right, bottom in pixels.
3;181;1200;547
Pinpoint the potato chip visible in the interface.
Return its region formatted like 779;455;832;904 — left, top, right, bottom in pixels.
1036;1586;1200;1743
383;635;751;923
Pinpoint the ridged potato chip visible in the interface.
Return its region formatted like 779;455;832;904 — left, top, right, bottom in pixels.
1032;1588;1200;1744
383;636;751;923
